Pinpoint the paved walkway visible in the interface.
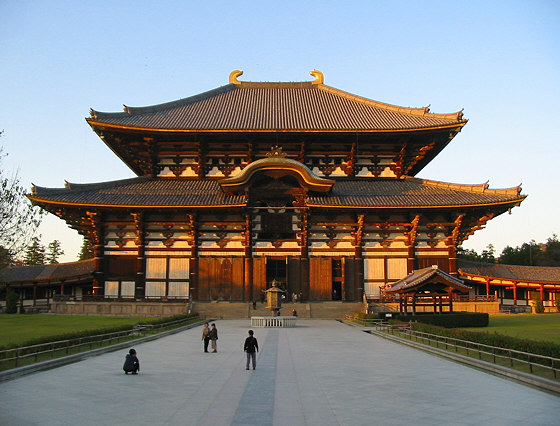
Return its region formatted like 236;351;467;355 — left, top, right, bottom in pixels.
0;320;559;425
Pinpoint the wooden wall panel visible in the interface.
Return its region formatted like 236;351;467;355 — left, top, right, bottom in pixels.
252;257;267;302
231;257;244;301
198;257;211;300
417;257;449;272
105;255;137;280
309;257;332;301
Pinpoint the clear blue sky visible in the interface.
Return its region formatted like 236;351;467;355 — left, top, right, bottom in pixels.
1;0;559;262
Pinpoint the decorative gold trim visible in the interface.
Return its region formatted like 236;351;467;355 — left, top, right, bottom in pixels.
229;70;243;85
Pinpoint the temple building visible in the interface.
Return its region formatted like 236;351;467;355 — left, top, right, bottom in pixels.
24;70;528;307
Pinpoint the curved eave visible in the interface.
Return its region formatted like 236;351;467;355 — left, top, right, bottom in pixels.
86;119;467;134
220;158;335;193
28;196;247;210
306;197;526;209
459;271;560;286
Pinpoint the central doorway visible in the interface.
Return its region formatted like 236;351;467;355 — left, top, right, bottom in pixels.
266;258;287;289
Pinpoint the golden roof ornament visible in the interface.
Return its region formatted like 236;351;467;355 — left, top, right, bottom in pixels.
266;145;287;158
229;70;243;85
310;69;324;85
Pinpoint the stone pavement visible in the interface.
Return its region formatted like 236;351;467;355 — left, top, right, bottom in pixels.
0;320;559;426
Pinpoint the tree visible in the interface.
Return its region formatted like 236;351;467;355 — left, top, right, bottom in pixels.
22;236;46;265
46;239;64;264
457;244;496;263
0;134;43;264
78;237;94;260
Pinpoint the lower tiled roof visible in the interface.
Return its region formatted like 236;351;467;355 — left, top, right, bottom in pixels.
458;259;560;283
0;259;95;284
30;177;524;209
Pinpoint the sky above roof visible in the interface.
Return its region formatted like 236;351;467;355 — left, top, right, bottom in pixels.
1;0;559;262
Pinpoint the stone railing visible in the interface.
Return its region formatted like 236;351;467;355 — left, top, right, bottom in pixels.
251;316;297;328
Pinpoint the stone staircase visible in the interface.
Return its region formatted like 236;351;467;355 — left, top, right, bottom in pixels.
192;301;365;319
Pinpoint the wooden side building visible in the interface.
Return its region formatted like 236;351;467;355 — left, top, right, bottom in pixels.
27;70;526;304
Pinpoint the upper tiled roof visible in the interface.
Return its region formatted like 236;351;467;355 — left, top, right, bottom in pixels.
87;76;466;132
30;176;524;209
0;259;95;284
458;259;560;283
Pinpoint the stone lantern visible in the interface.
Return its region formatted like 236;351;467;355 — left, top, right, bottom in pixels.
266;280;285;315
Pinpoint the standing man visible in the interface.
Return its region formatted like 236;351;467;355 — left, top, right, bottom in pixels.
210;323;218;353
201;322;210;353
244;330;259;370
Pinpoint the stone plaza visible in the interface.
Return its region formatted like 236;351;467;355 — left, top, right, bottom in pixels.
0;320;559;425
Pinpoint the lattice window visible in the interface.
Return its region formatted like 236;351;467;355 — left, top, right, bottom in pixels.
168;282;189;298
105;281;119;298
121;281;135;298
146;258;167;279
146;282;166;297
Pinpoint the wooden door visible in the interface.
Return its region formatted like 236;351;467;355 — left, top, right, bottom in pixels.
309;257;332;301
252;257;267;302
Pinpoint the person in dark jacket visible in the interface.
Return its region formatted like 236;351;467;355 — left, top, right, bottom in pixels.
210;323;218;353
123;348;140;374
244;330;259;370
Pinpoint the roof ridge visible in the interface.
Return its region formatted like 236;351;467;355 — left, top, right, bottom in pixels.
417;177;524;197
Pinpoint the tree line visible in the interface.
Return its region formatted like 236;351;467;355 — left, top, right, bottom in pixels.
458;234;560;266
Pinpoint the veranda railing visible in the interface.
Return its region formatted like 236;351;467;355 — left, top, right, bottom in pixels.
374;323;559;380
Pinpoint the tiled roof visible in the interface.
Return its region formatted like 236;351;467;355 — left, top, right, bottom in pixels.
31;177;246;207
458;259;560;283
30;176;524;209
307;177;524;208
385;266;470;293
0;259;94;284
88;81;466;132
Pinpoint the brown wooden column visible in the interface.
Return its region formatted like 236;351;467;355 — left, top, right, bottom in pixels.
132;212;146;299
412;292;417;315
88;211;105;297
485;278;490;296
354;214;364;302
448;245;458;276
540;284;544;302
407;215;420;274
32;284;37;307
513;282;518;305
448;290;454;312
244;213;253;302
188;214;199;301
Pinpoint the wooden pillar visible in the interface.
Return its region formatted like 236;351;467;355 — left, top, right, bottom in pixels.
438;295;443;313
448;245;457;276
540;284;544;302
448;290;453;312
189;214;199;301
412;292;417;315
89;211;105;297
513;282;517;305
244;213;253;302
132;212;146;299
433;296;437;313
33;284;37;307
485;278;490;296
354;214;364;302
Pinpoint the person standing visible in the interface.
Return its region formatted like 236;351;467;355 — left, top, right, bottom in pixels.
123;348;140;374
244;330;259;370
210;323;218;353
201;322;210;353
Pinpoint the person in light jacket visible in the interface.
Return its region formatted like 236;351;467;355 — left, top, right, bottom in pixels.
123;348;140;374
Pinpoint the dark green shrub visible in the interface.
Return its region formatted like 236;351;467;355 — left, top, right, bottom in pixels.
534;298;545;314
396;312;489;328
5;291;19;314
555;298;560;313
412;322;560;360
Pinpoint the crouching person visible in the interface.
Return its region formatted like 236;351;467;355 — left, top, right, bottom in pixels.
123;348;140;374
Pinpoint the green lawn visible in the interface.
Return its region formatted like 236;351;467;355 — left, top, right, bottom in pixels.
462;313;560;344
0;315;155;347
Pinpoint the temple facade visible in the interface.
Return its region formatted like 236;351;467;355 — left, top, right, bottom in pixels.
28;70;526;304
